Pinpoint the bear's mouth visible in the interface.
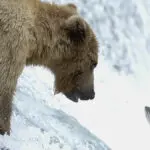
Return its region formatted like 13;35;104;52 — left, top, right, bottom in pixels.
64;91;79;102
64;89;95;102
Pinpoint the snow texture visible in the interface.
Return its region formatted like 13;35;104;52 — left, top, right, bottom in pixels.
1;0;150;150
0;67;110;150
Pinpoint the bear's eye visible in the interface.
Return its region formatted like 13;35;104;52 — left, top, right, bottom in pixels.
91;62;97;70
76;70;83;76
93;62;97;67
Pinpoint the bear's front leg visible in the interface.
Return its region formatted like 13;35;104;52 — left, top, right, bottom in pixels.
0;94;13;135
0;62;25;135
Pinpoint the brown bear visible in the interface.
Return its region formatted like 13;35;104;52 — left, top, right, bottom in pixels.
0;0;98;135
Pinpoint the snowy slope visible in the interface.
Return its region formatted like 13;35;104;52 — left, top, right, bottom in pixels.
1;0;150;150
0;67;110;150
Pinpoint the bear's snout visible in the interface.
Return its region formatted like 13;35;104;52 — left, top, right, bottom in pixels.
64;88;95;102
79;89;95;100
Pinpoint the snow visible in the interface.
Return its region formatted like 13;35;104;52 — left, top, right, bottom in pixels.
0;67;110;150
1;0;150;150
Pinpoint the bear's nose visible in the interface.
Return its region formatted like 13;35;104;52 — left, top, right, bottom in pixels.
89;89;95;99
80;89;95;100
87;89;95;99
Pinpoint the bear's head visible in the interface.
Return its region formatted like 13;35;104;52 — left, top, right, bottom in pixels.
47;6;98;102
33;3;99;102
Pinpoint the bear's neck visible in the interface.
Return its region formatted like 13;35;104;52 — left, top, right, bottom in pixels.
26;2;75;68
26;21;53;67
27;2;73;67
26;3;56;67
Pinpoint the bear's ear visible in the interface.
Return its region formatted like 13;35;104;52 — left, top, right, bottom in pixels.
64;15;87;43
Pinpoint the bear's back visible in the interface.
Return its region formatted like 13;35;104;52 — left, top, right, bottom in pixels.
0;0;38;57
0;0;36;32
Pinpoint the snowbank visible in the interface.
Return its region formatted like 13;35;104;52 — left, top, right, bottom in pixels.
0;67;110;150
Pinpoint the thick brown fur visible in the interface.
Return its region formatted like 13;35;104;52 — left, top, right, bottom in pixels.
0;0;98;135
